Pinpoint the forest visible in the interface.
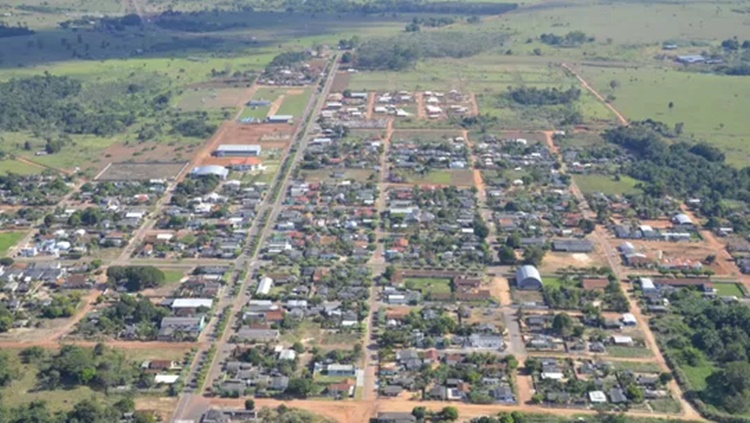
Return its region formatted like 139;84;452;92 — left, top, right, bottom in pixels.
506;86;581;106
354;31;503;70
106;266;166;292
0;23;34;38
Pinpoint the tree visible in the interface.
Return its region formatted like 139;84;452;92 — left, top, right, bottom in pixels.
498;246;517;265
668;101;674;109
522;247;545;266
551;312;574;337
244;399;255;410
440;406;459;421
609;80;619;90
412;406;426;419
284;378;314;398
625;384;644;403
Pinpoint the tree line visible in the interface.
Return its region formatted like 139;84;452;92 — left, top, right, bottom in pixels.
506;86;581;106
603;122;750;227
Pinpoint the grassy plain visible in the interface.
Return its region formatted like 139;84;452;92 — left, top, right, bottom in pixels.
576;65;750;167
0;158;43;175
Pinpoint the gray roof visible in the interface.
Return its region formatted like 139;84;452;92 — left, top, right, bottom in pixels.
516;265;541;282
191;165;228;178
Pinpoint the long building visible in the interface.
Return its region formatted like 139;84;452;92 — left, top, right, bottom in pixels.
213;144;262;157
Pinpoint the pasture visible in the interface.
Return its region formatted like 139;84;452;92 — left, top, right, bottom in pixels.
0;231;25;256
577;65;750;167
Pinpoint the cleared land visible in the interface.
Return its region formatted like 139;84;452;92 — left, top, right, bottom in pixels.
404;277;452;295
96;162;187;181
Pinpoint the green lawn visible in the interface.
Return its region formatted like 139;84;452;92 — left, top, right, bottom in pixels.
404;277;453;295
609;361;662;373
713;282;744;298
0;231;26;256
541;277;564;289
573;174;640;196
161;269;187;285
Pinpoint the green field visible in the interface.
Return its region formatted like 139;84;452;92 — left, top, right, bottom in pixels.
679;362;716;391
404;277;452;295
0;231;26;256
161;269;187;285
578;65;750;167
277;88;313;117
648;398;682;414
541;276;564;289
713;282;744;297
609;361;662;373
239;105;271;121
403;169;475;186
573;174;641;196
0;159;43;175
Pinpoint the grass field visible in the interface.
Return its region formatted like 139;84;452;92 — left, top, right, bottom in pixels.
577;65;750;167
300;169;375;183
239;105;271;121
161;269;187;285
0;231;25;256
607;345;654;358
277;88;313;117
679;361;716;391
713;282;744;297
541;276;564;289
404;277;452;295
572;174;641;195
402;169;474;186
0;159;44;175
609;361;662;373
648;398;682;414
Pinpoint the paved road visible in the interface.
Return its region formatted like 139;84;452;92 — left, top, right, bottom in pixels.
171;55;341;423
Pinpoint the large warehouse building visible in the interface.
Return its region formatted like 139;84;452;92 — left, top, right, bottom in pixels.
516;265;543;290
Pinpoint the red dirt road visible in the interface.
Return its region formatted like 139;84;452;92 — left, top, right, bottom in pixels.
561;63;629;126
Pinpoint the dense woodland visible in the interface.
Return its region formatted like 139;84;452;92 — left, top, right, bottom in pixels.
506;87;581;106
106;266;166;292
539;31;593;47
0;23;34;38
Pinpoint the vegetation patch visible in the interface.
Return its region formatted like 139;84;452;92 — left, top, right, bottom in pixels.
0;231;25;256
572;174;640;195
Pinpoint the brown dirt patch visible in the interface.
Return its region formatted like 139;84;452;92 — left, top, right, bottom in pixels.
489;276;512;306
268;95;285;116
331;72;351;93
94;141;198;175
135;397;178;422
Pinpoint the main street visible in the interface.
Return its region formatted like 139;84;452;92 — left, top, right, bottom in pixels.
171;55;341;422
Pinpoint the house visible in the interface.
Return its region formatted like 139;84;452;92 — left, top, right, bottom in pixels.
201;409;230;423
516;265;542;290
377;412;417;423
325;363;356;376
589;390;608;404
154;374;180;385
490;385;515;403
191;165;228;180
467;334;504;350
552;238;593;253
327;378;355;398
381;385;403;397
611;335;634;346
640;277;656;293
157;316;205;341
609;388;627;404
235;327;280;342
582;278;609;291
621;313;637;326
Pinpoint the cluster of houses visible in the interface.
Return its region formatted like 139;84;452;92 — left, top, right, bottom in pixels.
0;174;73;207
372;91;414;118
388;135;469;181
378;348;514;403
137;172;267;260
320;91;369;121
257;55;322;86
384;187;487;265
233;265;369;345
303;129;382;171
612;214;696;242
474;135;556;171
532;357;671;407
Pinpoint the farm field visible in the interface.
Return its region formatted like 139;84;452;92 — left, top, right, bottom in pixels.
176;87;250;112
0;158;43;175
572;174;640;195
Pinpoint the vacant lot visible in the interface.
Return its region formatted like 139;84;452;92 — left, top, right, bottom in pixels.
277;88;313;117
713;282;744;298
0;159;43;175
176;87;248;112
402;169;475;187
97;162;187;181
404;277;452;295
300;169;375;183
573;174;640;195
0;231;25;256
